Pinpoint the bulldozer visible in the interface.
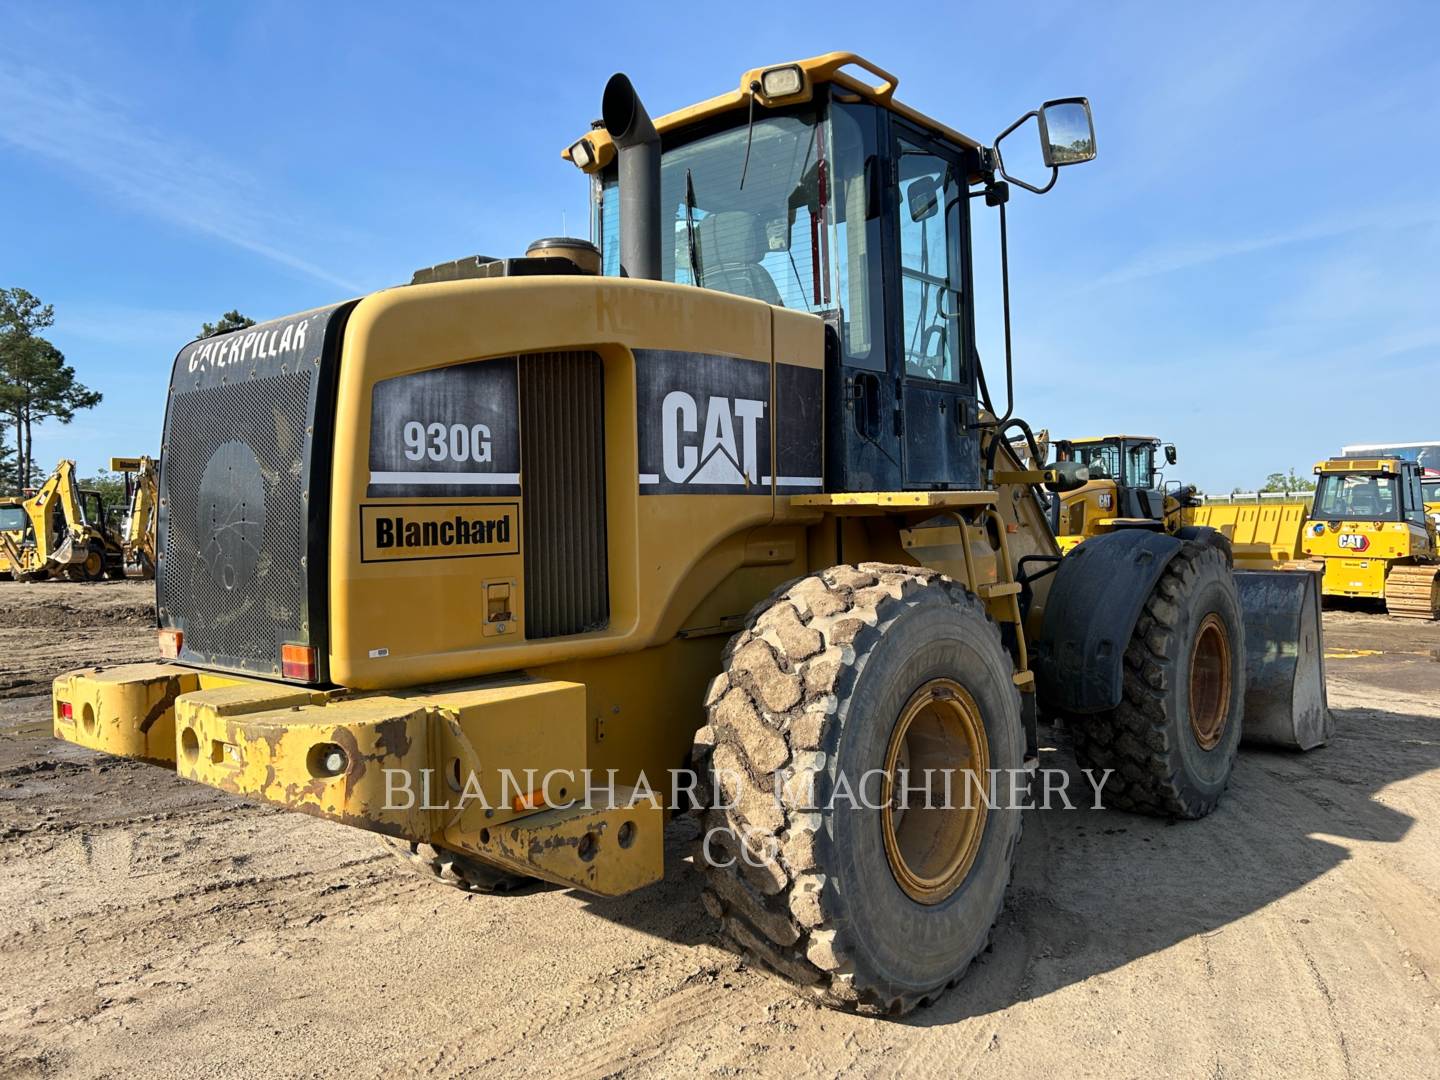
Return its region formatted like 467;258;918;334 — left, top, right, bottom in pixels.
1047;434;1196;552
108;455;159;578
0;459;126;581
1299;456;1439;619
50;54;1329;1015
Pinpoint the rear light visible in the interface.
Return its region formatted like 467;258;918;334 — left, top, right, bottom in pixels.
158;628;182;658
281;643;318;682
59;701;73;721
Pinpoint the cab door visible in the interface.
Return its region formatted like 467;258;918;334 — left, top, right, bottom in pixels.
891;125;977;487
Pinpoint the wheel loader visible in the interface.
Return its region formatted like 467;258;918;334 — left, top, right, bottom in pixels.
50;53;1329;1015
1047;434;1198;552
0;459;125;581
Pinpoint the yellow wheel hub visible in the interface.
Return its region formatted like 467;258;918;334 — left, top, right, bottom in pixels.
881;678;989;906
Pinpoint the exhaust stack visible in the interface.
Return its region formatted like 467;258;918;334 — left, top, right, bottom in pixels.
601;73;661;281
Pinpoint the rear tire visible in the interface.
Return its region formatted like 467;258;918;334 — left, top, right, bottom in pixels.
79;541;107;582
377;837;535;895
1069;542;1244;819
694;563;1025;1015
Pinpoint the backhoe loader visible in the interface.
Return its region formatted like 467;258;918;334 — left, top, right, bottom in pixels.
109;455;159;578
0;459;125;581
50;53;1328;1015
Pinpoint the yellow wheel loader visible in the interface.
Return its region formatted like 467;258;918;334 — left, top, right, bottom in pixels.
50;54;1328;1015
109;455;159;578
1299;456;1439;619
0;459;126;582
1047;434;1198;552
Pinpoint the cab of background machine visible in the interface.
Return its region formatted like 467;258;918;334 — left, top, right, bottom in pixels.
1301;458;1434;562
574;54;1095;495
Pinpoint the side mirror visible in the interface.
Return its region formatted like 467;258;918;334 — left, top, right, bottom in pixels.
1038;99;1096;168
1044;460;1091;493
993;96;1095;195
906;175;939;222
1164;443;1178;466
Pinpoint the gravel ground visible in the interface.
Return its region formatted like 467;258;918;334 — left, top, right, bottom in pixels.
1;582;1437;1078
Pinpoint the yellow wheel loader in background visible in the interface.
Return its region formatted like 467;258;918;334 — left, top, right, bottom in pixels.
109;455;159;578
1047;434;1198;552
0;459;126;582
50;54;1329;1015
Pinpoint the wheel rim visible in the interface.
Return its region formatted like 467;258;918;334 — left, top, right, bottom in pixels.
84;551;104;578
881;678;990;906
1188;613;1232;750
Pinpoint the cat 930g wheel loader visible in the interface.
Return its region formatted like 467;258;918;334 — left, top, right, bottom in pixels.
51;53;1329;1015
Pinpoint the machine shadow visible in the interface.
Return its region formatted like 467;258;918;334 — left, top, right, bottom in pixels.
574;702;1437;1022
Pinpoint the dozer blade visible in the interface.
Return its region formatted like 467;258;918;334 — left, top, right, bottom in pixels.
1384;563;1440;620
1235;570;1331;751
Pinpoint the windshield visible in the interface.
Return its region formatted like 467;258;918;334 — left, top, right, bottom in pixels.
1070;443;1120;481
596;102;882;367
1313;473;1400;521
0;506;25;531
1424;479;1440;505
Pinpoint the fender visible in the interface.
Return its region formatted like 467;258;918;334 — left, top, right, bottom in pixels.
1033;529;1184;714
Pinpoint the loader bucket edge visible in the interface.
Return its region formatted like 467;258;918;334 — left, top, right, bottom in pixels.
1235;570;1331;751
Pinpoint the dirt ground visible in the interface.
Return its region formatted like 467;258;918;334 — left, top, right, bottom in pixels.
1;582;1438;1079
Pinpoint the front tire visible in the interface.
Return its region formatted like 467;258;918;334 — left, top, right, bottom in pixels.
694;563;1025;1015
1069;542;1245;818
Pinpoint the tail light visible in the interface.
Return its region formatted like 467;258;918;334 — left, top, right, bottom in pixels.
159;629;182;658
281;644;317;682
59;701;74;721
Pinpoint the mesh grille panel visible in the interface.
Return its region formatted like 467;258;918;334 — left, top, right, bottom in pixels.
520;351;609;639
159;372;313;668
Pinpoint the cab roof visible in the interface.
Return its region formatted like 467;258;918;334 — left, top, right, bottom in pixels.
1314;456;1408;475
562;52;981;174
1065;435;1161;445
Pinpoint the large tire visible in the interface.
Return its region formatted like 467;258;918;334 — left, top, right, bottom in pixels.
376;837;534;895
1069;542;1244;819
78;540;107;582
694;563;1025;1015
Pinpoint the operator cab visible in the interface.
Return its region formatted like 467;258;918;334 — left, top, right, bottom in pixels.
572;53;1095;493
1055;434;1173;520
1312;459;1430;526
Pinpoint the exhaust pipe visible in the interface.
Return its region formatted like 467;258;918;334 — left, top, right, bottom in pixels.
602;73;661;281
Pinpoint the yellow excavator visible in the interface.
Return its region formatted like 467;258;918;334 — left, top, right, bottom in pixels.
0;460;126;581
49;53;1329;1015
109;455;159;578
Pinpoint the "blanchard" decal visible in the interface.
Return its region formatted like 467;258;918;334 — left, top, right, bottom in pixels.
359;503;519;563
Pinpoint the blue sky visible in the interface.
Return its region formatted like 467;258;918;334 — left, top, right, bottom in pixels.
2;1;1437;492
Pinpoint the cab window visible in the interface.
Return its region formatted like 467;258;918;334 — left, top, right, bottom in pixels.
1124;443;1155;488
1313;474;1399;520
896;138;962;382
0;506;26;532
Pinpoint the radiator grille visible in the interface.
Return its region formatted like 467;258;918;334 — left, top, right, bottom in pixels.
159;372;313;669
520;351;609;639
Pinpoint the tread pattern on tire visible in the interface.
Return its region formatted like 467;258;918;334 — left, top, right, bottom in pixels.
1067;542;1238;819
692;562;1022;1016
377;837;532;895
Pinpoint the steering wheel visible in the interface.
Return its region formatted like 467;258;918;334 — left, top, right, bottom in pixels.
918;323;948;380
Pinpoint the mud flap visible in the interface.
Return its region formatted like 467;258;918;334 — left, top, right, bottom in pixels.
1235;570;1331;750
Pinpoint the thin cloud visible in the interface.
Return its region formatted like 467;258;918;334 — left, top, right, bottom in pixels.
0;59;364;294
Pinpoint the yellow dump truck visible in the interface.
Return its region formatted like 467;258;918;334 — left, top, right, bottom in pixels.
48;53;1329;1015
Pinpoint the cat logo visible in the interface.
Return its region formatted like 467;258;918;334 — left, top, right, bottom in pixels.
655;391;766;486
634;348;822;496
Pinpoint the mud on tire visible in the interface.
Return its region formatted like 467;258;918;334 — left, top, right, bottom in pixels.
377;837;534;895
1068;541;1245;819
692;563;1025;1015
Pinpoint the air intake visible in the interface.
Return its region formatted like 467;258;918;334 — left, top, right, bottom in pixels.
520;351;609;639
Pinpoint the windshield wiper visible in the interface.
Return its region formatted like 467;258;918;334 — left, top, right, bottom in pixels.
685;168;703;287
